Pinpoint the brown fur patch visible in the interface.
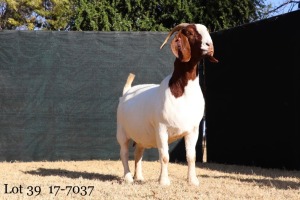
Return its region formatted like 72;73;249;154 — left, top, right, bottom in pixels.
168;25;204;98
169;61;199;98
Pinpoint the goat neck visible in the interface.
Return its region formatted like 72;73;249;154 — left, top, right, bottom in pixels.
169;58;200;98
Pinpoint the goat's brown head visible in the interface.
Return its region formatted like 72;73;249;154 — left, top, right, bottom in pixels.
160;23;218;63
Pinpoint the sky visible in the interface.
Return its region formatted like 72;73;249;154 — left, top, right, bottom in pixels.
265;0;299;16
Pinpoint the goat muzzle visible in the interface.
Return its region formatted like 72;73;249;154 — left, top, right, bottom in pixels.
205;44;218;63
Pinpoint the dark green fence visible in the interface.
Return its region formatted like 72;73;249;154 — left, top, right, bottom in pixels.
0;31;177;161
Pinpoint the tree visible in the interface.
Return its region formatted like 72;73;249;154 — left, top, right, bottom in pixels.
0;0;275;32
72;0;132;31
193;0;267;32
0;0;75;30
72;0;268;31
113;0;166;31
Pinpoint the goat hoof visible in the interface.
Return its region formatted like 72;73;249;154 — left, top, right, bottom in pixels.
159;177;171;186
134;176;145;182
188;177;199;186
124;173;134;184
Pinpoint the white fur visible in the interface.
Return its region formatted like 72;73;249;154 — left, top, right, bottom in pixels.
195;24;213;53
118;75;203;148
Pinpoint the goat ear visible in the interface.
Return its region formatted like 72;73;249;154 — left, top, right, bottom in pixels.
171;32;191;62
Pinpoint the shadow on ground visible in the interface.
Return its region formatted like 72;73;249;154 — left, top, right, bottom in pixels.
24;168;121;182
197;162;300;190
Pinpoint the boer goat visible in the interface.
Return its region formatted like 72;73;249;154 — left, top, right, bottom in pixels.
117;23;218;186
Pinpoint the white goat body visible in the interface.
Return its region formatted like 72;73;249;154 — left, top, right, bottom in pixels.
116;23;218;186
118;74;204;148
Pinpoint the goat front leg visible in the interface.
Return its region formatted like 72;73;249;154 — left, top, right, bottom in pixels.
156;124;170;186
184;127;200;186
134;144;145;181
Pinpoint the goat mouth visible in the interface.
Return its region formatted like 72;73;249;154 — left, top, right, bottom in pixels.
201;50;213;56
206;51;214;56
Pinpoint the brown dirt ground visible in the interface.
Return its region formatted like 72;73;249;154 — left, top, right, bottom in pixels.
0;160;299;200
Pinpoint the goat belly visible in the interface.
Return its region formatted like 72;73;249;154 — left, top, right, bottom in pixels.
117;84;161;148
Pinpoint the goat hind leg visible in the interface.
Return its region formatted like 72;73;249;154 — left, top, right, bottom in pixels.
117;130;133;183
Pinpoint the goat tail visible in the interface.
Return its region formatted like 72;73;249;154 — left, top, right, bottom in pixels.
122;73;135;95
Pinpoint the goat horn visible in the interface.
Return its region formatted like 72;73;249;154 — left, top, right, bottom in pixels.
160;23;190;49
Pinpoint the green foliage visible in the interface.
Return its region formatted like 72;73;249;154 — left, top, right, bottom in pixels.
73;0;131;31
0;0;269;31
199;0;265;31
1;0;74;30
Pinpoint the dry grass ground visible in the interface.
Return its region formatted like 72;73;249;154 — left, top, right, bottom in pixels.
0;160;299;200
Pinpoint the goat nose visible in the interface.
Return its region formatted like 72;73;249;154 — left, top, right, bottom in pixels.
206;43;210;46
